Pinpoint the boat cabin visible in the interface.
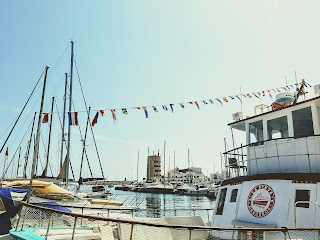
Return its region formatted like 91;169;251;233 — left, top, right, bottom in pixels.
226;95;320;176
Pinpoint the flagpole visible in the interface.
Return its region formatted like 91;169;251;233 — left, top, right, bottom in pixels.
66;41;74;189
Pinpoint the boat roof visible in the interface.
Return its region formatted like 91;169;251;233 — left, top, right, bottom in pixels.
228;95;320;131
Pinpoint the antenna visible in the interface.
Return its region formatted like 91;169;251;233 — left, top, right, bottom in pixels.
285;75;288;89
295;71;298;91
240;86;243;113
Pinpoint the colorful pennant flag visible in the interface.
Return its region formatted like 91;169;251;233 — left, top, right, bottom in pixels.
162;105;168;111
42;113;49;124
152;106;158;112
91;111;99;126
179;103;185;108
208;99;214;104
223;97;228;102
229;96;235;100
252;93;260;99
194;101;200;110
267;90;273;99
169;104;174;113
235;95;242;103
276;88;281;92
135;107;141;110
122;108;128;114
262;91;265;96
202;100;208;104
68;112;78;126
142;106;148;118
111;109;117;124
215;98;223;106
99;110;105;116
242;94;247;98
246;94;252;98
5;147;8;158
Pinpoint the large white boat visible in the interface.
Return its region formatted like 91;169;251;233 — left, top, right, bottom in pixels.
211;84;320;238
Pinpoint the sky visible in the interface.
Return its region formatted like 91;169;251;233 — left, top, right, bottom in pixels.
1;0;320;181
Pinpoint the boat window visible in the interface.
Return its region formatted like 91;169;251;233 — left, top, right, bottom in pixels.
249;120;263;143
216;188;227;215
295;190;310;208
230;189;238;202
292;107;314;138
267;116;288;140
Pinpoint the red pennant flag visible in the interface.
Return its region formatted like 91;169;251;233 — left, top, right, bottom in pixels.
92;112;99;126
194;101;200;110
42;113;49;123
5;147;8;158
223;97;229;102
99;110;105;116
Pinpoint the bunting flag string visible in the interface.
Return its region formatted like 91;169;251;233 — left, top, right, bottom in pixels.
42;113;50;123
169;104;174;113
99;110;105;116
162;105;168;111
194;101;200;110
91;111;99;126
68;112;79;126
152;106;158;112
111;109;117;124
142;106;148;118
122;108;128;114
57;81;312;126
216;98;223;106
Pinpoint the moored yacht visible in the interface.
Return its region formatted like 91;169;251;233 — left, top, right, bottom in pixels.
211;83;320;238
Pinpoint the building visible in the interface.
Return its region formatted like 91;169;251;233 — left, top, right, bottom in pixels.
146;154;161;182
167;167;208;184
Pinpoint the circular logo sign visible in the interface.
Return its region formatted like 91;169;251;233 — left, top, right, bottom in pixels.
247;184;275;218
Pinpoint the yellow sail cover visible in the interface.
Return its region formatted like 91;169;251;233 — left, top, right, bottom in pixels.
3;180;73;200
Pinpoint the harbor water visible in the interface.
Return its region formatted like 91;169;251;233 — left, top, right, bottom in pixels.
79;185;215;222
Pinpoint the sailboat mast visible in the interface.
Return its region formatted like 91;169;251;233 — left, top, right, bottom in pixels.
27;66;49;202
163;141;166;184
79;106;91;184
16;146;21;178
66;41;74;188
188;149;190;185
59;73;68;170
173;151;176;182
136;149;139;182
42;97;55;177
23;112;37;178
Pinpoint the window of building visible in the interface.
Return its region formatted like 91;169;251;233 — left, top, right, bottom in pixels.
216;188;227;215
230;189;238;202
267;116;288;140
293;107;314;138
249;120;263;143
295;190;310;208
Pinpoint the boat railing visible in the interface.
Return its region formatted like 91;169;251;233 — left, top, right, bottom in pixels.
224;135;320;176
11;202;320;240
30;201;214;223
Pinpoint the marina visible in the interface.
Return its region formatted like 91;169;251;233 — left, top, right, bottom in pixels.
1;1;320;239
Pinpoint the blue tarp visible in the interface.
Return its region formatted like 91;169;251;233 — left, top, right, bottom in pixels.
37;201;72;213
0;187;29;235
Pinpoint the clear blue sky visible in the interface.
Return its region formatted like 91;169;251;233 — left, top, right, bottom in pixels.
1;1;319;180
